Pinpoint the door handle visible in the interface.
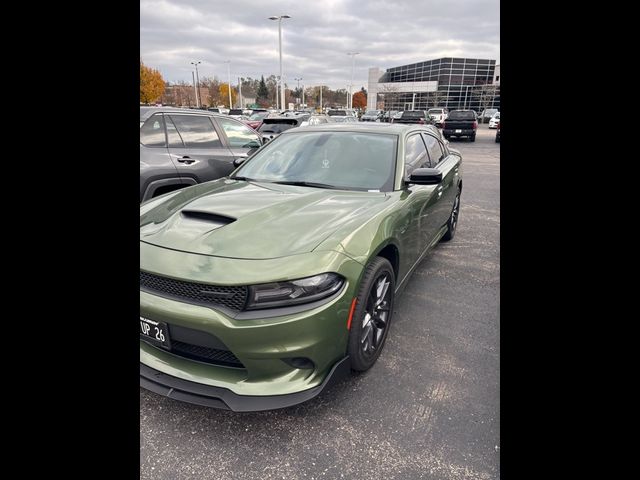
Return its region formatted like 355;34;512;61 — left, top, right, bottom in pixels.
177;156;196;164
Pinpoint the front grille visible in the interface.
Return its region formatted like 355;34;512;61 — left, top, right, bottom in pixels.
140;271;248;312
171;340;245;368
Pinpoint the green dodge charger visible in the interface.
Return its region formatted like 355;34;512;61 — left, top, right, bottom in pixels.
140;123;462;411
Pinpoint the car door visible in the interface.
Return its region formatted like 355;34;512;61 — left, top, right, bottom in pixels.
215;117;262;162
422;132;461;229
139;113;180;202
397;133;444;273
165;113;237;185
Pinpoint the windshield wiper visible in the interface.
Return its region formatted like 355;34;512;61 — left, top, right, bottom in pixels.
272;180;339;189
230;176;257;181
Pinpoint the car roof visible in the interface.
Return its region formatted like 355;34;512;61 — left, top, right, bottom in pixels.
280;123;438;136
140;106;228;121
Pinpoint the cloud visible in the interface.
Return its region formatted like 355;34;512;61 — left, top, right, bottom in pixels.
140;0;499;89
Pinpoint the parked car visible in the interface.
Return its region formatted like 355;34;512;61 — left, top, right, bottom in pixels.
257;115;310;140
381;111;398;123
479;108;498;124
330;116;358;123
392;110;433;125
299;114;334;126
327;109;356;117
361;110;384;122
139;107;265;202
140;122;463;411
442;110;478;141
495;121;500;143
428;108;449;127
488;112;500;129
245;111;271;130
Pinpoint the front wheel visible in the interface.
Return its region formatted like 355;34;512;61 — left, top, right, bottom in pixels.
348;257;396;372
470;133;476;142
441;190;461;242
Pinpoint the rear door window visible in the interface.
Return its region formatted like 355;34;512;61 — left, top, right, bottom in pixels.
167;115;222;148
140;114;166;147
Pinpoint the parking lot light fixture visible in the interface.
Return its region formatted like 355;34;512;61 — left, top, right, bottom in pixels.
223;60;232;109
269;15;291;112
190;61;201;107
347;52;360;109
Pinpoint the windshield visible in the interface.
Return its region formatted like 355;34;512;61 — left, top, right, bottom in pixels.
258;122;297;134
233;131;398;192
492;113;500;119
249;112;269;120
428;109;443;114
448;111;476;120
402;111;426;118
365;111;379;115
327;110;347;116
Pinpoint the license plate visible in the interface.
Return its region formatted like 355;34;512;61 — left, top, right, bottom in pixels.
455;129;462;133
140;316;171;349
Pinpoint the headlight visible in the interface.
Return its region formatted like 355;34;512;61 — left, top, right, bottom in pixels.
246;273;344;310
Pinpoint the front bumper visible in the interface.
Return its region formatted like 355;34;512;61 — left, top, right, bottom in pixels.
140;356;351;411
140;242;363;405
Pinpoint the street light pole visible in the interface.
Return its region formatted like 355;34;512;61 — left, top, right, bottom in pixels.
190;61;201;107
347;52;360;109
294;77;302;109
224;61;232;109
191;71;197;107
269;15;291;112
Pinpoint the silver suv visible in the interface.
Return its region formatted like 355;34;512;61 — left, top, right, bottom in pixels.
428;108;448;127
140;107;264;202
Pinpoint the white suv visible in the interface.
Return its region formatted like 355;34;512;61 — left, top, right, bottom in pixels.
428;108;449;127
489;112;501;129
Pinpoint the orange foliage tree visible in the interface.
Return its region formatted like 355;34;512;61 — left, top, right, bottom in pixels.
219;83;238;108
352;90;367;109
140;59;165;104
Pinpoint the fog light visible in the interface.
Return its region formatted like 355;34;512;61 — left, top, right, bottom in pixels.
282;357;315;369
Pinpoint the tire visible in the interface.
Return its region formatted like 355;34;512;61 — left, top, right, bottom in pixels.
495;134;500;143
441;189;461;242
470;133;476;142
348;257;396;372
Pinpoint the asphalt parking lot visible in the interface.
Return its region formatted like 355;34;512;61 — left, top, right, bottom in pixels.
140;124;500;480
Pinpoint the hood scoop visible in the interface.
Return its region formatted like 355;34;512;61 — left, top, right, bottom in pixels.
181;210;236;226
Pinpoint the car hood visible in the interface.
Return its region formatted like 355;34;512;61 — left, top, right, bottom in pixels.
140;179;389;259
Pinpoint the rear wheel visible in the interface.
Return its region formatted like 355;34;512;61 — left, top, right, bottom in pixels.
470;133;476;142
441;190;461;241
348;257;395;372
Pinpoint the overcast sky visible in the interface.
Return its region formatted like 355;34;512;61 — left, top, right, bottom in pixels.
140;0;499;90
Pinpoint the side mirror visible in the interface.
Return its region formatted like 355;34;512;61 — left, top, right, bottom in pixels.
405;168;442;185
261;136;270;145
233;157;247;168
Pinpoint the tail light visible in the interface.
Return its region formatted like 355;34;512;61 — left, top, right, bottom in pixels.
473;121;478;129
442;121;446;129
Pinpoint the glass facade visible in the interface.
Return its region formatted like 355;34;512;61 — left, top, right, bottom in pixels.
376;58;500;113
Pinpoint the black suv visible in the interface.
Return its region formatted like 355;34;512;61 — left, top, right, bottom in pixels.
140;107;264;202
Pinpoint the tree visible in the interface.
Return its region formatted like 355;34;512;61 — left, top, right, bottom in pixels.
256;75;269;105
428;90;449;108
352;91;367;109
219;83;237;108
140;59;165;104
379;83;399;110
